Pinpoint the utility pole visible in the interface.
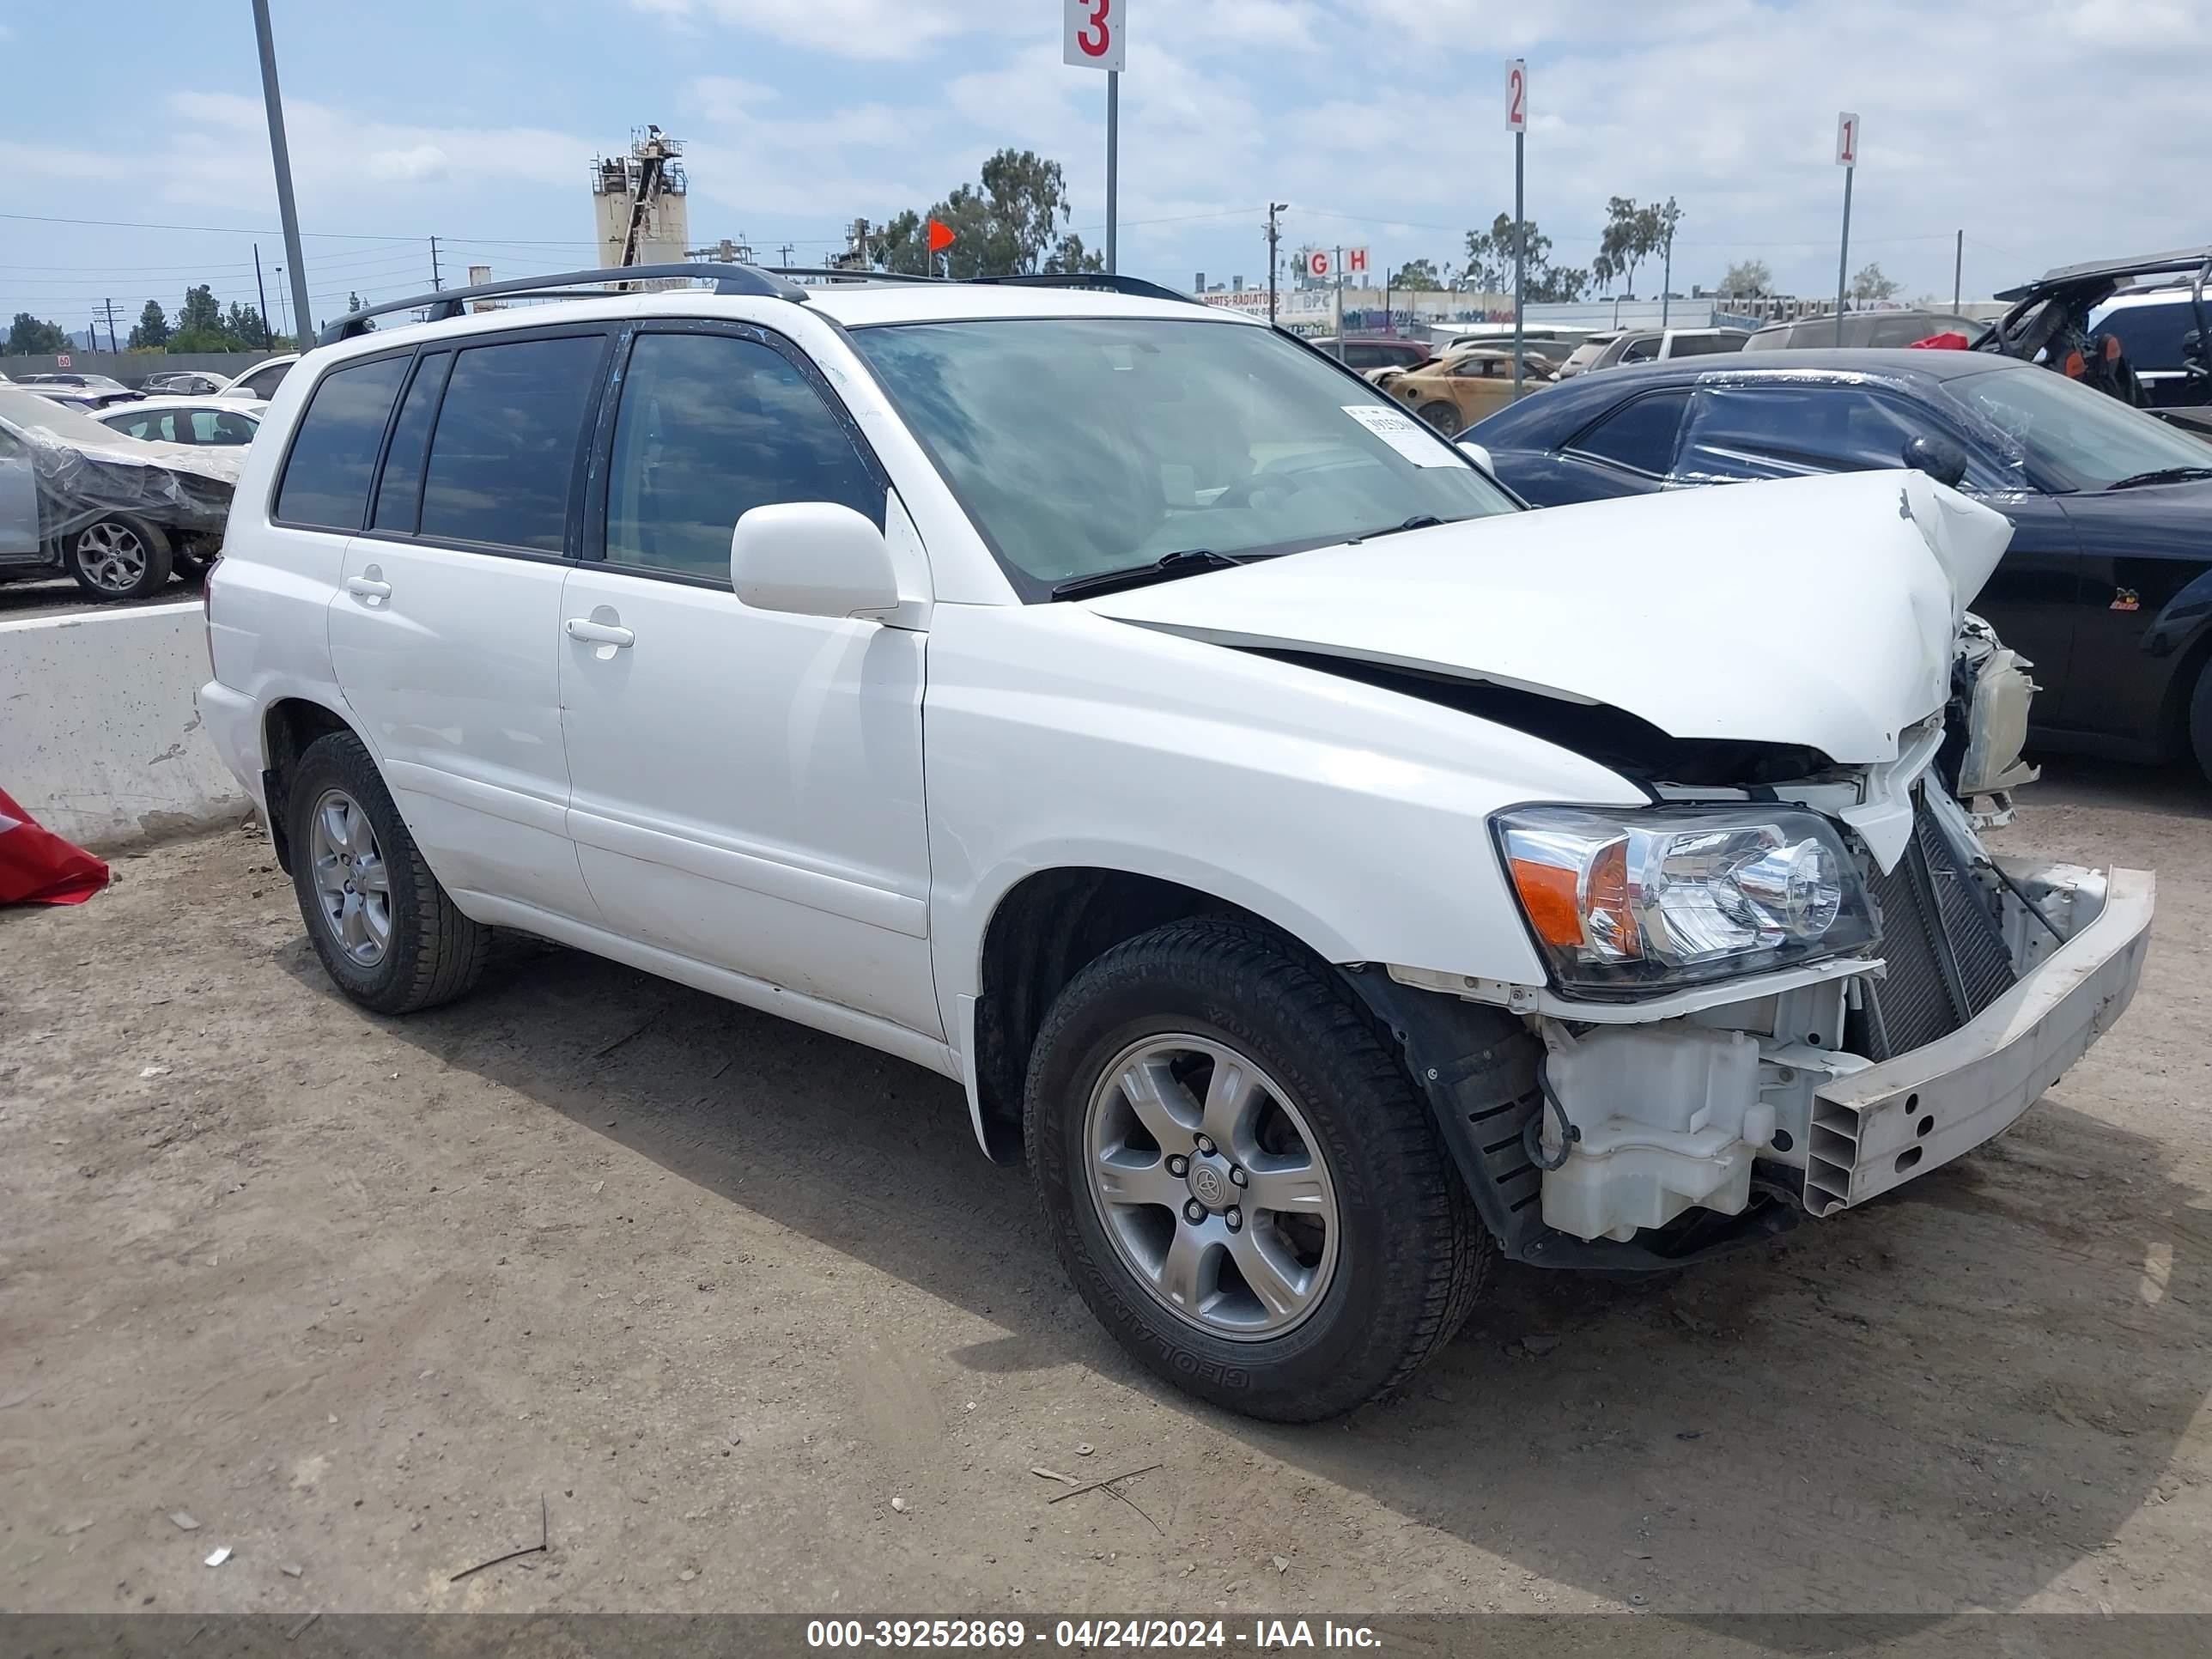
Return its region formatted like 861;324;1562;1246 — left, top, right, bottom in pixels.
274;268;291;341
779;243;795;265
1104;69;1119;274
1334;245;1345;359
429;235;443;291
1265;203;1285;325
252;0;315;350
100;298;120;353
253;244;273;347
1953;229;1963;313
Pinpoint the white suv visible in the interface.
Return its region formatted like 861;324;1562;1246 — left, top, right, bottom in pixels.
200;266;2154;1420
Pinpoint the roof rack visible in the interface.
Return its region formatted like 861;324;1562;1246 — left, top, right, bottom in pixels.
318;263;810;344
971;272;1204;307
767;266;937;285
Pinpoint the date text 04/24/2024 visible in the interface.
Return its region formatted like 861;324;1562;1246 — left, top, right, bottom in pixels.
804;1619;1382;1649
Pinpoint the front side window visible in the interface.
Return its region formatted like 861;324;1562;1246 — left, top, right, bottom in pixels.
604;331;883;580
419;335;604;553
241;361;294;399
1677;383;1929;481
850;317;1514;596
274;354;410;530
1942;364;2212;490
196;410;258;446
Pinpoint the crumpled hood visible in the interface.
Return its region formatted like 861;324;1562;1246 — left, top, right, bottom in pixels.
1084;470;2012;767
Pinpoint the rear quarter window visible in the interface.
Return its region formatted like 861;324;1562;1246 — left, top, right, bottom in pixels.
272;355;410;531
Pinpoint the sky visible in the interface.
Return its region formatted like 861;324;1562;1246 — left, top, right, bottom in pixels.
1;0;2204;341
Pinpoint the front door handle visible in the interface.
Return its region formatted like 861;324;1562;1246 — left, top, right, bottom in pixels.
565;617;635;648
345;575;392;600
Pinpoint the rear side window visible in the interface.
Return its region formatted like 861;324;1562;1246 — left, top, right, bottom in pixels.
1668;333;1744;357
274;355;410;530
195;410;258;446
2094;299;2197;372
1571;389;1690;475
603;331;883;580
419;336;605;553
371;351;451;533
240;361;294;399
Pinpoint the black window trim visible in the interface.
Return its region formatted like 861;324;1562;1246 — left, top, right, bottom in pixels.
267;344;416;536
341;321;618;566
576;316;896;593
368;348;453;538
1562;386;1694;479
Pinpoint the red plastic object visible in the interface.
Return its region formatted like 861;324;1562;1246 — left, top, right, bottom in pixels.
0;787;109;905
1908;331;1970;350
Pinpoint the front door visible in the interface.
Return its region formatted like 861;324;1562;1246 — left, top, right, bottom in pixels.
324;331;610;921
557;324;938;1036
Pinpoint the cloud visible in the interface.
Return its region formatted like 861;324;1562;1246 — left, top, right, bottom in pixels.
628;0;1006;59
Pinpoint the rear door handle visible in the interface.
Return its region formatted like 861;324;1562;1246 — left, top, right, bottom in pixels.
565;617;635;647
344;575;392;600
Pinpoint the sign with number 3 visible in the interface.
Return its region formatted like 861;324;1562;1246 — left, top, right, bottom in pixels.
1064;0;1126;72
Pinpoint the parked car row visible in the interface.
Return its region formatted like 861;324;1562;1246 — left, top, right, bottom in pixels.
1464;348;2212;776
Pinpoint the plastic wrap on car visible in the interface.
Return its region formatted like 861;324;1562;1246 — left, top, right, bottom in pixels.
0;389;241;544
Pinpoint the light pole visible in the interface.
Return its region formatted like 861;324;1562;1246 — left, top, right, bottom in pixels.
252;0;315;349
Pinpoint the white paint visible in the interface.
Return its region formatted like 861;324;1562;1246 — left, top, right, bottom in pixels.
0;602;245;849
1086;471;2015;766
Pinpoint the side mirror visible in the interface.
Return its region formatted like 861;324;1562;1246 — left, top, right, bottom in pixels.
1457;440;1496;476
731;502;901;619
1902;433;1969;489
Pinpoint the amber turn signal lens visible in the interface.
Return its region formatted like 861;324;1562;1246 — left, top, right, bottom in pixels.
1508;856;1583;949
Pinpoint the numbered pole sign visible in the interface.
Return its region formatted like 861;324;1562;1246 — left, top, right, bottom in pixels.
1506;58;1528;131
1064;0;1125;72
1345;246;1370;278
1835;110;1859;167
1306;249;1332;280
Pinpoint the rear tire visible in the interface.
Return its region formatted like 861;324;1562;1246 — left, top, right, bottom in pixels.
1025;917;1487;1422
286;732;489;1015
64;516;172;601
1417;400;1461;434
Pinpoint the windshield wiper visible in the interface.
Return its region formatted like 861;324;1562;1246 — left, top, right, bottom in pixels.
1346;514;1450;544
1049;548;1244;600
2105;465;2212;491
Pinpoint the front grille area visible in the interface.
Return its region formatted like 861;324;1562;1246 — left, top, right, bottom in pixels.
1851;800;2017;1060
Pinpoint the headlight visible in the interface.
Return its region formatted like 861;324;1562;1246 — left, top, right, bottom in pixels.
1492;805;1878;995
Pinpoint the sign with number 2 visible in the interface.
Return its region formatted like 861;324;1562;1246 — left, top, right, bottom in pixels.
1506;58;1527;132
1064;0;1126;73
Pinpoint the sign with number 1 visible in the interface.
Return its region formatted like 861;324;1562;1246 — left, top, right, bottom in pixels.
1835;110;1859;167
1064;0;1125;73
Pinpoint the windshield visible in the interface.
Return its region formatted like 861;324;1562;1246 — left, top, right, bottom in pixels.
1941;365;2212;489
848;317;1516;597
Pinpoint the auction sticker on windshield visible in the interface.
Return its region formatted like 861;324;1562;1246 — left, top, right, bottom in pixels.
1341;403;1462;465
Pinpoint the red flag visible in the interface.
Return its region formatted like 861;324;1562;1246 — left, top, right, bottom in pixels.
927;218;956;254
0;787;109;905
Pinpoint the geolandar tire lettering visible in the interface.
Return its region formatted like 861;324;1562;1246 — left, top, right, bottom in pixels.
1024;916;1488;1421
285;731;490;1016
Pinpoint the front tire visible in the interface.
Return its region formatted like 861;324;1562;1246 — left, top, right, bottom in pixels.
64;516;172;601
1025;918;1487;1421
285;732;489;1015
1417;400;1461;434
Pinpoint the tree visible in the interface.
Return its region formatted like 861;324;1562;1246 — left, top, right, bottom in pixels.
1042;232;1104;276
227;301;270;343
1849;262;1901;301
1392;258;1443;291
872;149;1088;278
1593;196;1662;296
6;313;70;355
1462;214;1587;302
128;301;172;350
178;283;225;336
1717;258;1774;297
1650;197;1683;291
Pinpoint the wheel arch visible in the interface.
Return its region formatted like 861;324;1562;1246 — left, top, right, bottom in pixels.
966;865;1340;1163
260;696;363;875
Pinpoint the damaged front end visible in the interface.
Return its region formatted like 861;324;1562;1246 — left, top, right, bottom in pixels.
1370;638;2152;1269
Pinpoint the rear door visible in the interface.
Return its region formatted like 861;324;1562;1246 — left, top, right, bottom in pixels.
556;322;939;1036
1522;386;1688;504
320;329;610;921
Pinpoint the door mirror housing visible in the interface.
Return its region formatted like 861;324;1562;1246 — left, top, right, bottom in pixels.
731;502;902;620
1902;433;1969;489
1457;440;1496;476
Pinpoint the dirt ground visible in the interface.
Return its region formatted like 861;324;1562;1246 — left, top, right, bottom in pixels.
3;757;2209;1619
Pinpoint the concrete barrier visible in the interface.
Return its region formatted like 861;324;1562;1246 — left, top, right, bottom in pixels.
0;601;248;849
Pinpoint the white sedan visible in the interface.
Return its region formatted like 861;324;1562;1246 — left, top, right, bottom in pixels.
98;397;265;447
